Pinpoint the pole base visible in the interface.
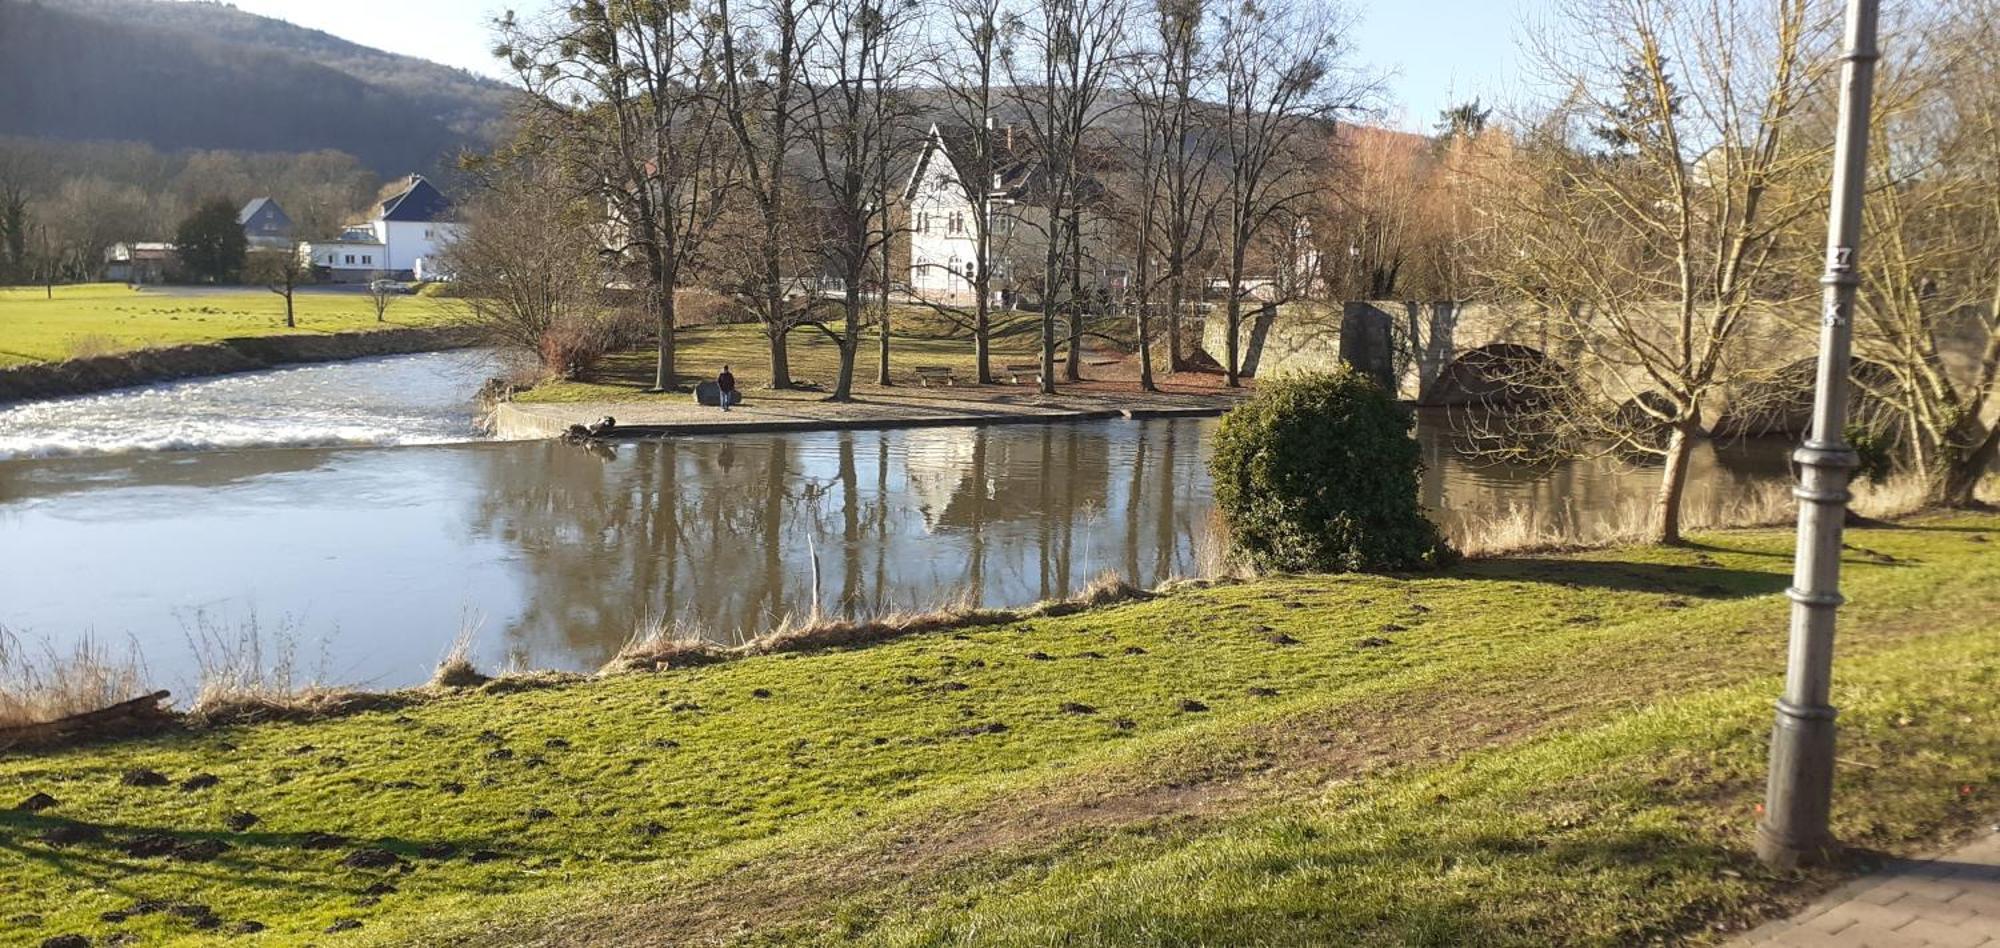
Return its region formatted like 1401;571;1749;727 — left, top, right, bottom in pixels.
1755;822;1839;871
1758;699;1839;871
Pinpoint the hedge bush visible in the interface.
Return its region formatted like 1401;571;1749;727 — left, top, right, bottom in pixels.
1209;369;1456;573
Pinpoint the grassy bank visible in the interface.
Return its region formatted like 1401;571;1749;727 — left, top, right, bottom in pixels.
516;313;1065;404
2;515;1997;946
0;285;451;367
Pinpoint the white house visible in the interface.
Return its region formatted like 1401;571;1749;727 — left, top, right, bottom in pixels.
301;226;389;280
902;124;1127;307
300;175;462;282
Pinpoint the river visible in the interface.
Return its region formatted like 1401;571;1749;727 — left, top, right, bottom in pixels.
0;350;1793;691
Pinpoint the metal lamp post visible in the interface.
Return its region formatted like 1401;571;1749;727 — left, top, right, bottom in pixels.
1756;0;1881;871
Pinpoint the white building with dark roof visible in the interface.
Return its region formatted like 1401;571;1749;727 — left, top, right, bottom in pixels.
299;175;462;281
901;123;1128;307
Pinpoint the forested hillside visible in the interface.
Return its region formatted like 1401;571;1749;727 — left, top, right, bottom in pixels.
0;0;513;175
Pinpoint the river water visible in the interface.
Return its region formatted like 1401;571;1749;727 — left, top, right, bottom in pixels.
0;350;1792;691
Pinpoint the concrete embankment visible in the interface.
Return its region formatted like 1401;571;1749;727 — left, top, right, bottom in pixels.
492;397;1234;440
0;327;476;404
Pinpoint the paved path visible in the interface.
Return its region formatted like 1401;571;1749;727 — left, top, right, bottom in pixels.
1739;830;2000;947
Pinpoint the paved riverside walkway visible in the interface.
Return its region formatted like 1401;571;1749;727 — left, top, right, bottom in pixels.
492;385;1245;439
1739;830;2000;947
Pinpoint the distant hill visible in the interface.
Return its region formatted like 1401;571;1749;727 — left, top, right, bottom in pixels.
0;0;515;175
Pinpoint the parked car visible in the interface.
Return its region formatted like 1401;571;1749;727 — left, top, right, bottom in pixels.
369;279;414;295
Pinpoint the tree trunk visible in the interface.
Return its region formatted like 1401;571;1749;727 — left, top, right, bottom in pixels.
284;290;295;329
1040;216;1061;396
652;285;677;392
1652;422;1698;545
768;321;791;390
765;258;792;389
832;283;861;401
1223;294;1241;388
975;216;993;385
1065;214;1083;384
876;278;891;387
1167;270;1185;372
1936;424;1998;509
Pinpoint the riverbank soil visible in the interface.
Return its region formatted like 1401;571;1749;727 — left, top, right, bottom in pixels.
0;284;451;366
3;515;1997;946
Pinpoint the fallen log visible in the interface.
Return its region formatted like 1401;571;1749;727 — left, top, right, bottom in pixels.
0;691;177;752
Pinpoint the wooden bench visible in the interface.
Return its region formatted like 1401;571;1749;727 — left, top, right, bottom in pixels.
914;365;956;387
1004;362;1042;384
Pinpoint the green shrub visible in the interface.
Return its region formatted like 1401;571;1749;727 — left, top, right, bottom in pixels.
1209;369;1456;573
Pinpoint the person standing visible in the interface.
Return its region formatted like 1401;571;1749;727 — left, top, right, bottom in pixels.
717;364;738;411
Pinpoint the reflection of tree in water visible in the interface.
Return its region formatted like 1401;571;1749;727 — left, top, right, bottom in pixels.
1412;409;1795;539
467;422;1216;672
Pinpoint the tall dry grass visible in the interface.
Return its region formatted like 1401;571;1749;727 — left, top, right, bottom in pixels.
601;609;727;674
601;572;1151;676
179;613;389;725
1451;472;1941;558
429;613;490;688
0;628;150;729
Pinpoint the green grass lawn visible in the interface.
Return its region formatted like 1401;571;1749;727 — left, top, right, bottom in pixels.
2;515;1997;945
0;284;453;367
518;311;1075;403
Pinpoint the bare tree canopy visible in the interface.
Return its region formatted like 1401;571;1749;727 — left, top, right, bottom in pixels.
1470;0;1838;544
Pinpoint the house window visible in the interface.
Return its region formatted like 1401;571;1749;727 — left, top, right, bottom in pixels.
948;212;964;235
344;254;356;265
424;228;435;240
362;256;373;265
918;213;930;234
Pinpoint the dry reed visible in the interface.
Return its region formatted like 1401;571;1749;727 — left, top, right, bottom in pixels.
429;615;491;689
0;627;150;730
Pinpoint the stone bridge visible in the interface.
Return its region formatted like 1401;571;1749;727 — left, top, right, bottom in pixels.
1205;300;1992;436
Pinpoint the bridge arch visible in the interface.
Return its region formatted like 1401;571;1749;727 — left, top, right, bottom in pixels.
1422;344;1565;407
1711;358;1902;438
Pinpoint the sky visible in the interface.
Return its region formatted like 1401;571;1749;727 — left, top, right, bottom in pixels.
195;0;1545;132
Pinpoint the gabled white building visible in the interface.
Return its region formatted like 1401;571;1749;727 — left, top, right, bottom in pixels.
300;175;462;282
902;124;1128;307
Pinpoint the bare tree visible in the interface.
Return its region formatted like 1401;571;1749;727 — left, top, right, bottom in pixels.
1473;0;1834;544
918;0;1012;384
246;243;311;328
1121;0;1222;389
1212;0;1364;387
1846;0;2000;507
799;0;920;399
1146;0;1221;373
499;0;734;391
1004;0;1131;394
442;156;612;378
717;0;820;390
367;272;396;323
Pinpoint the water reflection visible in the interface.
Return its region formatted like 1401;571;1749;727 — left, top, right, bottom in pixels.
467;422;1214;671
0;414;1798;689
1415;408;1795;538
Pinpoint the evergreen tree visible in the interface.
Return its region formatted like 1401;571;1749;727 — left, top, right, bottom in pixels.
174;197;248;284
